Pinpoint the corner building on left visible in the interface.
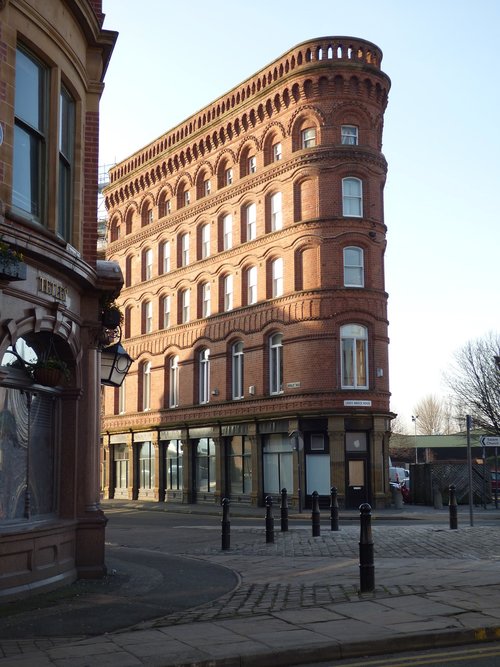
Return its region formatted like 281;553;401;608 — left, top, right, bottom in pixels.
0;0;119;599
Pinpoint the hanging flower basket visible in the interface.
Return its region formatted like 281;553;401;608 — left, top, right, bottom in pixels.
31;359;70;387
0;256;27;281
101;307;122;329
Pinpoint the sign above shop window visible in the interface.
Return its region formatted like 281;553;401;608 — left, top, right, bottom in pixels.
37;276;68;303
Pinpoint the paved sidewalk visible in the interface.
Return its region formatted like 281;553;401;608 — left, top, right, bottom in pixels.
1;504;500;666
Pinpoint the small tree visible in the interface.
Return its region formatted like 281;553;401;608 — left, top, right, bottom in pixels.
444;332;500;434
413;394;446;435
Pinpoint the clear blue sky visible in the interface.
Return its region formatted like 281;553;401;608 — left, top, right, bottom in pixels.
100;0;500;429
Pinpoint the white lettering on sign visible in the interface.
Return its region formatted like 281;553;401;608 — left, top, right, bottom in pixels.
344;400;372;407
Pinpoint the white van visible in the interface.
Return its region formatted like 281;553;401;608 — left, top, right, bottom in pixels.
389;466;409;489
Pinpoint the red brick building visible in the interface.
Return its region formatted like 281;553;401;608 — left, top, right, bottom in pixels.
102;37;393;510
0;0;119;598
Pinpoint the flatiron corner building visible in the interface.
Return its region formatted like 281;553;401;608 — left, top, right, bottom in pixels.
102;37;394;510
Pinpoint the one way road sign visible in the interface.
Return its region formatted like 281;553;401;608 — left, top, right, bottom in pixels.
480;436;500;447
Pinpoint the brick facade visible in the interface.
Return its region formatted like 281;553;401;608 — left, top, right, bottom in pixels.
102;37;394;509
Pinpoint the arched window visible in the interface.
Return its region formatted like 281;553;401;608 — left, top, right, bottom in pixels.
342;177;363;217
201;282;211;318
143;248;153;280
223;274;233;311
232;341;244;400
340;324;368;389
142;300;153;334
125;254;133;287
200;223;210;259
161;295;171;328
221;213;232;250
179;232;189;266
161;240;171;273
244;202;256;241
270;192;282;231
199;348;210;404
301;127;316;148
269;333;283;395
180;288;190;323
343;247;364;287
246;265;257;305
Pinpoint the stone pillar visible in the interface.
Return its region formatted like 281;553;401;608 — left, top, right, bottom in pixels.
248;424;260;507
372;416;389;509
102;438;111;499
181;431;193;504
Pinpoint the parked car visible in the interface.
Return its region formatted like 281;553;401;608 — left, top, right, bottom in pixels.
490;470;500;495
389;466;410;503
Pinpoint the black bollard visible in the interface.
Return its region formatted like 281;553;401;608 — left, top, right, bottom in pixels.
280;488;289;532
449;484;458;530
330;486;339;531
265;495;274;543
312;490;321;537
221;497;230;550
359;503;375;593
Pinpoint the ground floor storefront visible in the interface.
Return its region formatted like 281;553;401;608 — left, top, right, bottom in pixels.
102;414;392;510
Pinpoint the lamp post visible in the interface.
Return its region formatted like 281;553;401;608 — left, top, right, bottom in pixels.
100;341;133;387
412;415;419;463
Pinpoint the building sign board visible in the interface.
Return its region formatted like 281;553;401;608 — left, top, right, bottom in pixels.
344;400;372;407
479;436;500;447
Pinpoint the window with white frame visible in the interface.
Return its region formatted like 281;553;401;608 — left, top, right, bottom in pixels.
13;47;48;223
301;127;316;148
273;142;282;161
225;168;233;186
165;199;171;215
223;214;232;250
142;361;151;411
184;189;191;206
247;265;257;305
341;125;358;145
202;282;211;318
224;274;233;311
162;295;171;328
272;257;283;297
245;203;256;241
248;156;256;173
58;86;75;240
181;232;189;266
138;442;154;490
162;241;171;273
145;248;153;280
232;341;244;400
341;324;368;389
199;348;210;404
169;356;179;408
201;223;210;258
342;177;363;217
270;192;282;231
269;333;283;395
144;300;153;334
343;246;364;287
203;178;211;196
181;288;190;323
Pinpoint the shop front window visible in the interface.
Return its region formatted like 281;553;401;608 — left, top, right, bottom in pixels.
138;441;154;490
227;436;252;495
195;437;216;493
262;433;293;495
165;439;183;490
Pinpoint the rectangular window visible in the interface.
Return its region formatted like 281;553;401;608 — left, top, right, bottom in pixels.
139;442;154;490
181;289;190;323
223;214;232;250
232;343;244;400
169;357;179;407
247;265;257;305
199;350;210;404
145;248;153;280
13;47;47;222
341;125;358;145
196;438;216;493
344;246;364;287
184;190;190;206
227;436;252;494
342;178;363;217
273;142;282;161
301;127;316;148
166;199;171;215
270;334;283;394
58;87;75;240
163;295;171;328
248;156;256;173
144;301;153;333
118;380;126;414
202;282;211;317
263;434;293;494
181;233;189;266
224;274;233;311
142;362;151;411
201;224;210;259
166;440;183;490
163;241;171;273
204;179;211;196
341;324;368;389
271;192;282;231
272;257;283;297
225;168;233;186
246;203;256;241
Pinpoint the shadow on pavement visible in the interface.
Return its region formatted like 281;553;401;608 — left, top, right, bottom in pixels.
0;546;238;639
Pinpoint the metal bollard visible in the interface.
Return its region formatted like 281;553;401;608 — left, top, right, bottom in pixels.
221;497;230;550
280;488;289;532
359;503;375;593
265;495;275;543
312;490;321;537
449;484;458;530
330;486;339;531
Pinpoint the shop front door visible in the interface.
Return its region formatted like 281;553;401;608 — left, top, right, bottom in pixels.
346;458;368;509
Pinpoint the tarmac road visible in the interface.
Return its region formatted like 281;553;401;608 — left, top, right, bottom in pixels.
0;545;238;639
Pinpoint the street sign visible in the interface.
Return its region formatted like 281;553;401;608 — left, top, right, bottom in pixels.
479;436;500;447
